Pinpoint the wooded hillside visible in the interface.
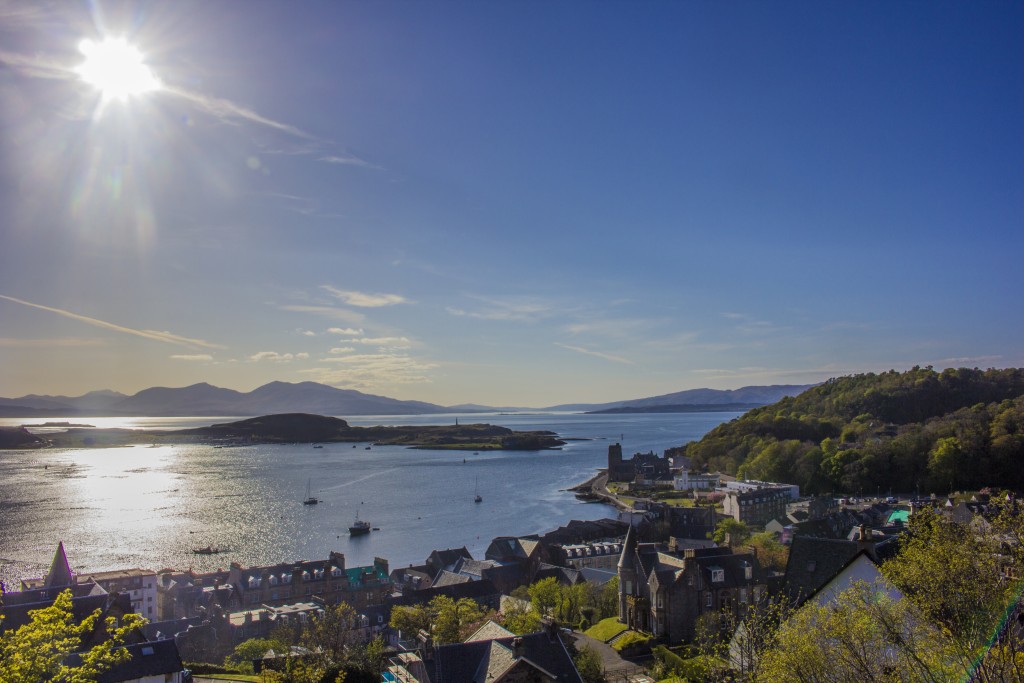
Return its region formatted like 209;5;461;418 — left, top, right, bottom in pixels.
675;367;1024;495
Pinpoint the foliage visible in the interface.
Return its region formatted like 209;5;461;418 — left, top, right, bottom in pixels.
680;367;1024;495
528;577;562;617
499;599;542;635
756;581;962;682
712;518;751;548
747;532;789;572
225;638;284;674
584;617;628;642
388;595;485;644
572;645;606;683
0;588;146;683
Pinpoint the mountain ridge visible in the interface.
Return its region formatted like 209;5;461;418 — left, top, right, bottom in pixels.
0;381;814;417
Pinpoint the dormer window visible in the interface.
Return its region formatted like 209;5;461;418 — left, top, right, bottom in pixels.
711;567;725;583
743;562;752;580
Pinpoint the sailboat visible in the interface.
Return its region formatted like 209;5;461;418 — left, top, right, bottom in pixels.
474;476;482;503
303;479;319;505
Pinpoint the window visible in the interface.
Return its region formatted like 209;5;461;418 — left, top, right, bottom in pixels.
740;588;748;604
706;592;713;608
711;568;725;583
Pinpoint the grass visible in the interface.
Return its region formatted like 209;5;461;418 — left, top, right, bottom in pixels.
193;676;262;682
584;617;629;642
611;630;652;652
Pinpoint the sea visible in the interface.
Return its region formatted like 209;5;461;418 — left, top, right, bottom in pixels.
0;411;740;588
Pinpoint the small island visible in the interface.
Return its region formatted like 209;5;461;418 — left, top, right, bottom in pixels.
2;413;566;451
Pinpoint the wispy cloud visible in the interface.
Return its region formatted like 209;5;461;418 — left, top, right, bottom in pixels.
329;347;355;354
932;355;1003;367
0;337;106;348
171;354;214;362
353;336;412;347
319;154;383;170
327;327;364;336
280;305;366;324
300;330;317;337
248;351;309;362
554;343;634;365
303;353;438;387
321;286;408;308
0;294;224;349
447;295;555;322
164;85;317;141
0;49;74;80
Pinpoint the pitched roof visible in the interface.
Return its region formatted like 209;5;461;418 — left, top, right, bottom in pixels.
430;631;583;683
782;536;861;605
44;541;74;588
465;619;515;642
95;640;185;683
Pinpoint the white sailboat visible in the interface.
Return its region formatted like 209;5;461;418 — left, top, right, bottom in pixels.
474;476;482;503
303;479;319;505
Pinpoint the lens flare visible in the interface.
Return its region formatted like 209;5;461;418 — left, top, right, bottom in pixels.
75;38;161;100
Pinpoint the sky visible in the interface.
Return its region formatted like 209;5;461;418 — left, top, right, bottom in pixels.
0;0;1021;407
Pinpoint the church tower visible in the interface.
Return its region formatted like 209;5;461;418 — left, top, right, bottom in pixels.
617;524;637;625
43;541;74;589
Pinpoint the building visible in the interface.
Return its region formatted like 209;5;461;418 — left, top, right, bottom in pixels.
617;525;767;643
722;486;791;526
549;541;623;570
674;471;721;491
607;443;672;483
157;552;391;620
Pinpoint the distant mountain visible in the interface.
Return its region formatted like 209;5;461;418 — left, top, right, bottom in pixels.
544;384;817;412
0;382;452;417
0;381;818;418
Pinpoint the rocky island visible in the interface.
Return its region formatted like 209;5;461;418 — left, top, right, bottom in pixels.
2;413;566;451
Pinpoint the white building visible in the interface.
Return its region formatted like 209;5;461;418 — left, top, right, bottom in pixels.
82;568;159;621
674;471;722;491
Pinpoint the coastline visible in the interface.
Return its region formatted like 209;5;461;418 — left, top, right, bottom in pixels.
568;470;632;511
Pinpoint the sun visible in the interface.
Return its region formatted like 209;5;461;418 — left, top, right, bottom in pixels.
75;38;161;100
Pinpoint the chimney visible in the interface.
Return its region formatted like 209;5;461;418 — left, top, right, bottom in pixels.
512;636;524;658
856;525;877;562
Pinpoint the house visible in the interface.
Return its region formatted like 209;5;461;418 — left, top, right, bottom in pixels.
385;620;583;683
90;640;188;683
157;553;391;620
617;525;767;643
549;540;623;570
673;471;721;491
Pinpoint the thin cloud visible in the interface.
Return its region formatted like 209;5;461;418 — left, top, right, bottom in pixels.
303;353;438;386
329;347;355;354
279;305;366;324
248;351;309;362
321;286;408;308
164;85;317;141
170;354;214;362
327;327;363;336
0;49;74;80
0;294;224;349
447;295;555;322
354;336;412;347
0;337;106;347
554;342;634;365
319;155;383;170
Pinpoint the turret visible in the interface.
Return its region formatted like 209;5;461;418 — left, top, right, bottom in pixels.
617;525;637;622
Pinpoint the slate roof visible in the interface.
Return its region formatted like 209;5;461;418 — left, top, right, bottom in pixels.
432;570;473;588
140;616;204;641
465;619;515;642
44;541;75;588
534;564;584;586
67;639;184;683
782;536;862;605
577;567;617;585
540;518;629;545
391;579;500;608
429;631;583;683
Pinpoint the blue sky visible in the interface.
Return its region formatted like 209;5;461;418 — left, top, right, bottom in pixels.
1;0;1021;406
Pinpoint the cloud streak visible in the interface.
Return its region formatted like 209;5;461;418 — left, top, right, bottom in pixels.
0;337;106;348
555;343;634;365
321;286;408;308
0;294;224;350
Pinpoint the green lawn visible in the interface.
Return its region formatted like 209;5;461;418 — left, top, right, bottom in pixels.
192;675;262;682
584;617;629;642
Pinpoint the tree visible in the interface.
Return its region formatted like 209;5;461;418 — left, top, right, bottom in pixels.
225;637;283;673
572;645;605;683
388;603;431;639
528;577;562;618
0;589;146;683
748;532;788;572
756;581;960;682
499;599;541;635
429;596;485;644
712;518;751;549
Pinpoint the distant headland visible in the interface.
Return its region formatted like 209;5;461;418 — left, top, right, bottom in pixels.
0;413;566;451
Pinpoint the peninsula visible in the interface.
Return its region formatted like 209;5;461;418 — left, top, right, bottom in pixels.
2;413;566;451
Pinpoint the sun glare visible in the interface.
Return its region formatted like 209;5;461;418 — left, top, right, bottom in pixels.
75;38;161;100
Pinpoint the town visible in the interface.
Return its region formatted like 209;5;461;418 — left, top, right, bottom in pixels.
4;442;1022;683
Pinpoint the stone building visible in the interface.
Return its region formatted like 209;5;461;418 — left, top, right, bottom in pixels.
607;443;672;483
617;526;767;643
722;486;791;526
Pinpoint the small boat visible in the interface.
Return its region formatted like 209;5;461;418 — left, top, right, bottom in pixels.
192;546;228;555
365;446;371;450
474;476;482;503
303;479;319;505
313;444;323;449
349;511;371;536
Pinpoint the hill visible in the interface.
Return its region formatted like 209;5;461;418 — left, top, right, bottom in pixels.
546;384;815;412
674;367;1024;496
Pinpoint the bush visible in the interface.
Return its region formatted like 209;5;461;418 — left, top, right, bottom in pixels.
184;662;242;675
611;631;651;652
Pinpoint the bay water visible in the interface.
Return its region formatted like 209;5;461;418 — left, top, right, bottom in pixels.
0;411;739;588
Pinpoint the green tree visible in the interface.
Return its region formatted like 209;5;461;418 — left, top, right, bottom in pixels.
499;599;541;635
0;589;146;683
748;532;788;572
430;595;485;644
528;577;562;618
712;518;751;549
388;603;431;639
572;645;605;683
225;637;283;673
